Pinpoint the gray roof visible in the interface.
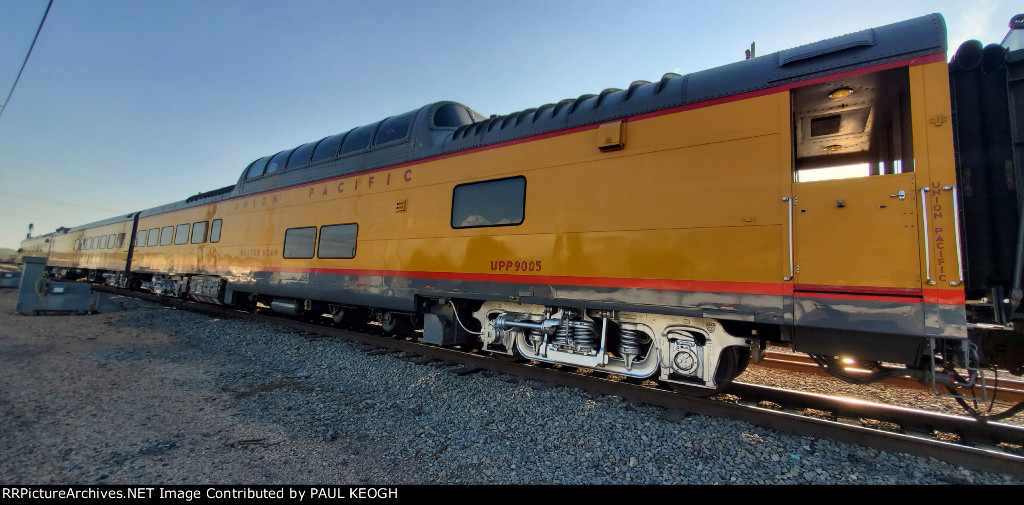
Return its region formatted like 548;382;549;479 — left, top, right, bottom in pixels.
439;13;945;154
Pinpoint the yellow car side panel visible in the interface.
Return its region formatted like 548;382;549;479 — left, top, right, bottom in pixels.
185;93;792;290
48;220;134;273
910;61;963;297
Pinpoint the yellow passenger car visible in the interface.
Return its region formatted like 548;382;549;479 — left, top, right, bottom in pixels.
35;14;1024;400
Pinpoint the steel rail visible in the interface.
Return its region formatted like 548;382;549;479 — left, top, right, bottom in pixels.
756;351;1024;404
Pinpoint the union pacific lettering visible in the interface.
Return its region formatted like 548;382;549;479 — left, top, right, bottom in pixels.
930;182;950;283
234;193;281;211
307;169;413;200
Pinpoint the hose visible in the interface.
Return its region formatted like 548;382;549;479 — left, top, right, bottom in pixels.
945;368;1024;422
447;299;482;335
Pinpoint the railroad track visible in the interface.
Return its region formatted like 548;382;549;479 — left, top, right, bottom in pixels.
94;285;1024;478
755;351;1024;405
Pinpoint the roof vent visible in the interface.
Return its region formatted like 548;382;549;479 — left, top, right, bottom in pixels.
655;73;680;94
778;29;875;67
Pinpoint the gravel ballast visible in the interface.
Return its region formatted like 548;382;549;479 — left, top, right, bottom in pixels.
0;288;1020;485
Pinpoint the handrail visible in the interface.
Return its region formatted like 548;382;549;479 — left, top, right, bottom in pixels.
943;185;965;286
783;196;794;281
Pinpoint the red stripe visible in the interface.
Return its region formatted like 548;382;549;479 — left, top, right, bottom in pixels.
794;291;924;304
794;283;966;305
929;289;967;305
793;289;965;305
192;264;967;306
154;52;947;214
795;283;924;297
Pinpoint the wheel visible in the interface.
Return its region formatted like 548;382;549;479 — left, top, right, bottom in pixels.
734;347;751;377
380;311;413;337
668;347;740;397
331;308;365;328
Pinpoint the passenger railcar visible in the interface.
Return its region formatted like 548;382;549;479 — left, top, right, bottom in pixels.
16;233;54;264
130;195;227;297
23;14;1024;411
45;214;137;283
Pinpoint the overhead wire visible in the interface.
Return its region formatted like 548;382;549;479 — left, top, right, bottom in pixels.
0;0;54;122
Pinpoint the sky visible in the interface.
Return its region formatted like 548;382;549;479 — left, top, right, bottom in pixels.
0;0;1019;249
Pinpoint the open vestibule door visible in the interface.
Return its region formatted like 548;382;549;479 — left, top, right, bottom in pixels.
787;66;927;338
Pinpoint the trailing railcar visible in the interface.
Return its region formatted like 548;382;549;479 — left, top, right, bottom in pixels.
21;14;1024;412
16;233;56;264
45;214;138;283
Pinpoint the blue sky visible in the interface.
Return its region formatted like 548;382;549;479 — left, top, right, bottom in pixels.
0;0;1019;249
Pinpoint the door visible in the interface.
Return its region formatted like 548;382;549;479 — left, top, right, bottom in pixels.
792;172;921;295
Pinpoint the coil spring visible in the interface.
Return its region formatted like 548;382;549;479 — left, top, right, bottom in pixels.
572;322;597;352
553;323;572;347
619;326;643;357
529;327;545;349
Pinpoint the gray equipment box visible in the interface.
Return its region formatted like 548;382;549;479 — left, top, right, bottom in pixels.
16;257;123;315
0;270;20;288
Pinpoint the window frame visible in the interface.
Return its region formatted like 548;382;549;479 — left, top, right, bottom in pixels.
339;123;378;156
191;221;208;244
265;149;293;175
245;156;271;179
209;219;222;243
317;223;359;259
287;139;322;169
451;176;527;229
159;226;173;246
283;226;317;259
174;223;190;245
372;111;416;146
310;132;348;164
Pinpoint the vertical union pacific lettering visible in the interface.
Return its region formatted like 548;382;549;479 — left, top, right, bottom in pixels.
931;183;947;281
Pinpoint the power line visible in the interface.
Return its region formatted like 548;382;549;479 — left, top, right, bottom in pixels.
0;0;54;122
0;191;127;214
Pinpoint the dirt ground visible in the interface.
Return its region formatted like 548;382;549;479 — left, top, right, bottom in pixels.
0;288;392;484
